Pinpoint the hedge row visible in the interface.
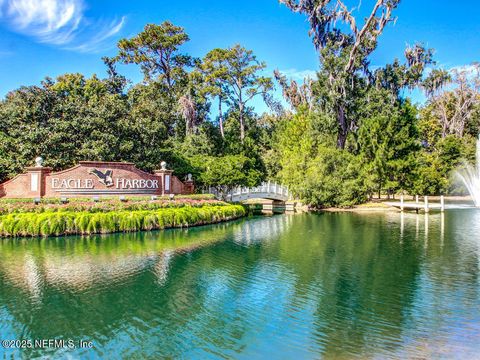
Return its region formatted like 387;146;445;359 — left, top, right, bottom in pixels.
0;198;224;215
0;193;215;204
0;204;246;237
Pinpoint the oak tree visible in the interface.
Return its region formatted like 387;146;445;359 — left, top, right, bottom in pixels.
280;0;400;148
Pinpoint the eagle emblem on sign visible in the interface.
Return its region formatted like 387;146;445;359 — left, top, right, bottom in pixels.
89;169;114;187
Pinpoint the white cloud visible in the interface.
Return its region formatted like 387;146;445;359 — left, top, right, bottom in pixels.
278;68;317;81
0;0;126;52
66;16;126;53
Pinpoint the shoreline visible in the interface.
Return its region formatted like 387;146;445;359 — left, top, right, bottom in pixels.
319;206;398;213
316;195;474;213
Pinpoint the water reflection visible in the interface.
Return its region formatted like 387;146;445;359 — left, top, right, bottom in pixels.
0;212;479;359
0;223;243;295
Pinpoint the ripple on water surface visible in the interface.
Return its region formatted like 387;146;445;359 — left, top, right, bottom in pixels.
0;211;479;358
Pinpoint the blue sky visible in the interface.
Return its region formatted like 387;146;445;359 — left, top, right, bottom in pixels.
0;0;479;110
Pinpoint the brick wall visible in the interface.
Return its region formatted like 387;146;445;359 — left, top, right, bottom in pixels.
0;161;194;198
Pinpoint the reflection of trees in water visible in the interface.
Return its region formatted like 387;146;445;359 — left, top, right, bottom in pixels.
0;216;296;358
386;210;480;292
327;210;480;359
392;210;480;358
0;221;250;357
0;222;243;293
0;212;478;358
263;213;424;357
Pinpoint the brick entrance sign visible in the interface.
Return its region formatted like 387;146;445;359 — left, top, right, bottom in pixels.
0;158;194;198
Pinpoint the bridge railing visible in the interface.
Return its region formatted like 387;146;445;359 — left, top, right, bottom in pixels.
206;182;291;201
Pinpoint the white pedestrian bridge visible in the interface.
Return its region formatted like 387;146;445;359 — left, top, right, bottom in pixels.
207;182;291;202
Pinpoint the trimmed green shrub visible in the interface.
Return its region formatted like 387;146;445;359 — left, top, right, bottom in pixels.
0;193;215;206
0;198;225;215
0;204;246;237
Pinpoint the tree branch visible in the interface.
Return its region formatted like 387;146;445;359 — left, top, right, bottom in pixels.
344;0;396;74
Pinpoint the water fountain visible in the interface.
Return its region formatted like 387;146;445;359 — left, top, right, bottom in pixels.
457;136;480;207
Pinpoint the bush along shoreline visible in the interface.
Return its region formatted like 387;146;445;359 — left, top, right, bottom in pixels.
0;198;225;215
0;204;246;238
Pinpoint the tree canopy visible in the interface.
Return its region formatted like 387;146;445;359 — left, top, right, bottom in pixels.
0;13;479;207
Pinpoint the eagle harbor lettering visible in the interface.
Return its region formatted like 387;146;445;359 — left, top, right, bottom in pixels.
115;178;159;189
51;169;159;190
51;178;94;189
51;177;159;190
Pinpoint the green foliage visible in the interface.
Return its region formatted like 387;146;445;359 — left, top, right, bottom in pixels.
196;155;262;188
0;198;226;215
1;17;478;208
0;194;214;205
415;92;478;195
274;108;317;192
114;21;192;87
0;22;275;190
358;93;420;195
0;204;246;237
279;1;435;149
273;109;367;207
196;44;274;142
0;74;132;181
303;146;367;207
413;135;474;195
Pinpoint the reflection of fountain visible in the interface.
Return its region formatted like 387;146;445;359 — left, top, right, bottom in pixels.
233;214;292;246
154;251;173;285
457;136;480;207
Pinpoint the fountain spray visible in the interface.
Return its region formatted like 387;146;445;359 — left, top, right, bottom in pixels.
457;136;480;207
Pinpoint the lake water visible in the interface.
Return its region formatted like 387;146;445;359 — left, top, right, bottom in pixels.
1;211;479;359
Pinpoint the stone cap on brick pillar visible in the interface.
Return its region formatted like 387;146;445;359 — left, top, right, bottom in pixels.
153;161;174;195
25;166;53;173
183;173;195;195
26;158;53;197
184;173;194;187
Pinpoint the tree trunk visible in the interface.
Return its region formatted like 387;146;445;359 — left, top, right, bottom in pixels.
218;95;224;139
336;105;348;149
239;102;245;143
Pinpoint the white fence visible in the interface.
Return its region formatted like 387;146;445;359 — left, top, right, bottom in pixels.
206;182;291;202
